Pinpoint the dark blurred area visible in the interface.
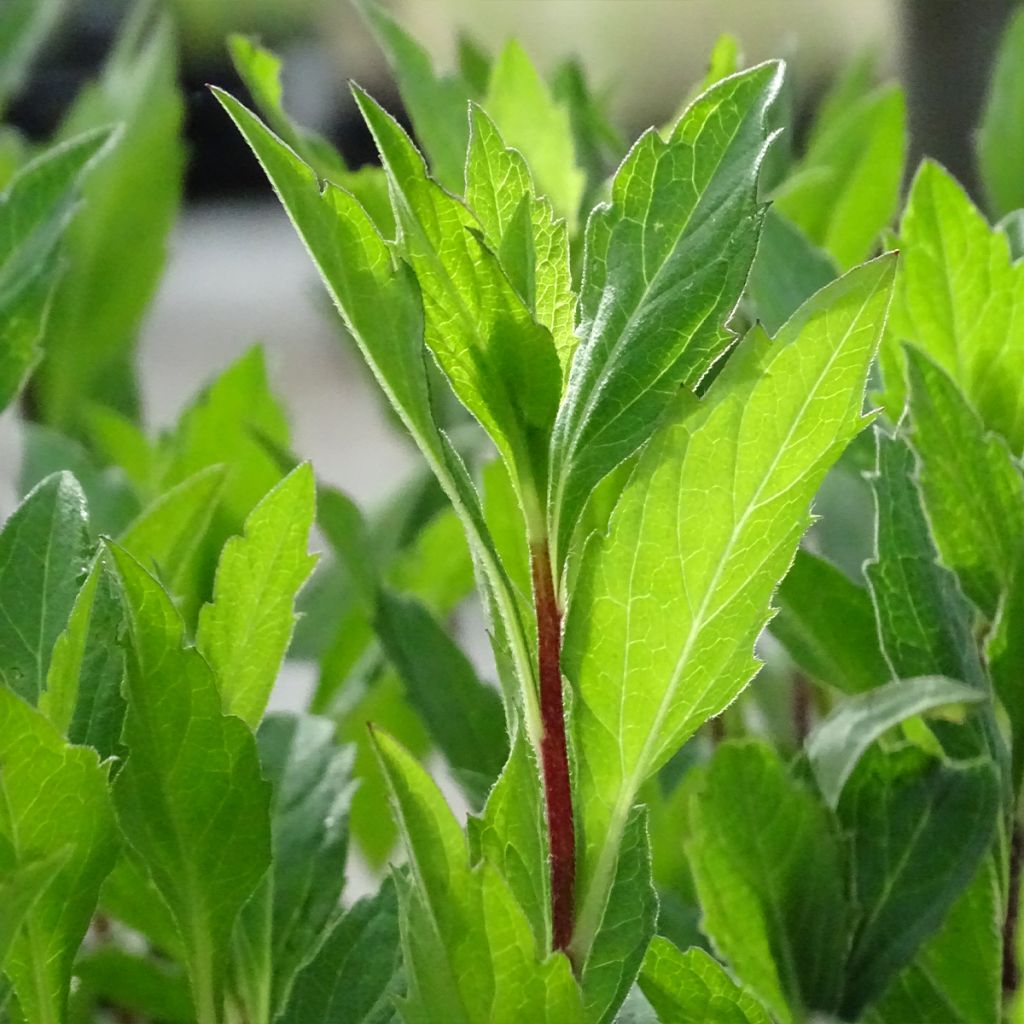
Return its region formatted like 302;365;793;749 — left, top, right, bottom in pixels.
8;0;1019;204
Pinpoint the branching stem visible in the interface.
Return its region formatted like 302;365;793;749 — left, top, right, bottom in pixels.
531;540;576;953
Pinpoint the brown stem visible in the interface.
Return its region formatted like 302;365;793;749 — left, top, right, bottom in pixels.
1004;824;1023;997
531;541;576;953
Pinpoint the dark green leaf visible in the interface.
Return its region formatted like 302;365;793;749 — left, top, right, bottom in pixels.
771;548;889;694
74;947;193;1024
837;745;999;1019
280;878;402;1024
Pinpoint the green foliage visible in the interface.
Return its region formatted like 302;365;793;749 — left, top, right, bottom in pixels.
6;10;1024;1024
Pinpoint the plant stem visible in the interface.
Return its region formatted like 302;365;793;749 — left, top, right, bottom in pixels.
531;540;576;954
1004;823;1023;996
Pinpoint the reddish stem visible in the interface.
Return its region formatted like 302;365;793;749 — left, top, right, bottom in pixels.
531;541;576;953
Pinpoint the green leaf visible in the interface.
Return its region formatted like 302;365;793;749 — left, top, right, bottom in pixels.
375;589;508;804
883;159;1024;454
470;729;549;949
745;210;836;336
866;432;990;694
118;464;228;601
108;544;272;1022
280;877;402;1024
0;0;67;115
40;556;126;759
775;82;905;269
0;472;91;705
548;63;783;569
837;745;999;1019
484;40;585;227
253;713;353;1014
580;807;658;1024
0;851;66;976
865;856;1002;1024
73;947;193;1024
217;90;539;743
989;551;1024;789
978;8;1024;218
564;257;894;967
371;729;585;1024
357;0;472;194
0;689;118;1023
771;548;889;694
638;939;773;1024
354;87;562;502
686;742;847;1022
904;345;1024;619
465;104;576;375
197;464;317;727
0;128;112;413
36;7;185;425
806;675;985;807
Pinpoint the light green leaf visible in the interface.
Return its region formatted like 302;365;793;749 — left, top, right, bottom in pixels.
280;878;402;1024
883;159;1024;454
375;589;508;805
686;742;846;1022
250;713;353;1017
807;675;985;806
0;0;67;115
771;548;889;694
0;471;91;705
746;210;836;336
0;128;112;413
581;808;657;1024
904;345;1024;619
108;544;273;1021
36;7;184;425
978;8;1024;218
354;86;562;506
565;257;895;967
465;104;576;375
197;463;317;727
0;851;67;976
0;689;117;1023
470;729;549;950
118;464;228;601
775;82;905;269
548;63;783;570
837;745;999;1019
639;939;772;1024
484;40;585;227
371;729;585;1024
357;0;472;194
217;91;538;739
41;556;126;759
864;856;1002;1024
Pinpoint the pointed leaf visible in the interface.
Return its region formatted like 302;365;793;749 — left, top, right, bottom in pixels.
0;471;91;704
0;689;117;1022
904;345;1024;619
548;63;783;568
197;463;317;727
639;940;773;1024
280;878;403;1024
807;675;985;806
108;544;272;1017
565;258;894;965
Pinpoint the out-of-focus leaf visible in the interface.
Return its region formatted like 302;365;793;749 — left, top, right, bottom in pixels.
0;851;66;975
978;8;1024;218
0;0;67;115
74;947;193;1024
